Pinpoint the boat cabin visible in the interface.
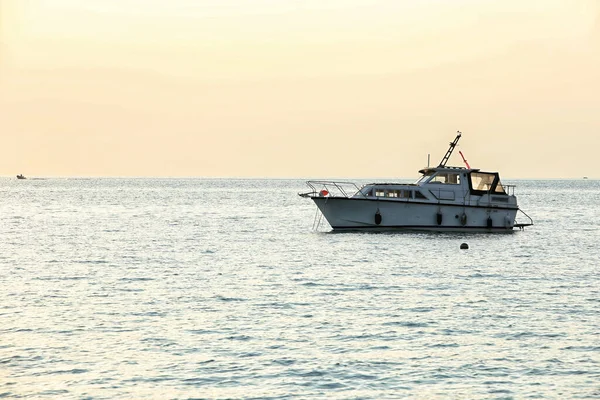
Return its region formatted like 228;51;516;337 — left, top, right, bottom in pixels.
417;166;507;196
355;166;512;203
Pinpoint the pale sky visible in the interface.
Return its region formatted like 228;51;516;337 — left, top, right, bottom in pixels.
1;0;599;178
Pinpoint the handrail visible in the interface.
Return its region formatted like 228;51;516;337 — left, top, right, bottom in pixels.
299;180;365;198
515;208;534;229
503;184;516;196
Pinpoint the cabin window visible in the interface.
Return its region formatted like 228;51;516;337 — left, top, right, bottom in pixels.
375;189;386;197
383;189;412;198
494;182;506;194
470;172;495;191
492;196;509;202
415;191;427;199
468;172;506;194
429;173;461;185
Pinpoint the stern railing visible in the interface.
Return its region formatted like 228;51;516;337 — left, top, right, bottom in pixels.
504;184;516;196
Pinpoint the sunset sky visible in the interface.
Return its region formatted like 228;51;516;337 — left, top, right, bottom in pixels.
1;0;599;178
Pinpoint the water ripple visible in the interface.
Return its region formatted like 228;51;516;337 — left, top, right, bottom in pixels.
1;178;599;398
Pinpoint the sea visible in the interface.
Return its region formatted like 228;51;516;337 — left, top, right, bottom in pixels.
1;177;599;399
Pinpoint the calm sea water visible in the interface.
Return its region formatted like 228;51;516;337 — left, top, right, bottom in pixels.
1;178;599;399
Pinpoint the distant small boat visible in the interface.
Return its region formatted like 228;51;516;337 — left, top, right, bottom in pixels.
16;174;26;180
583;177;588;179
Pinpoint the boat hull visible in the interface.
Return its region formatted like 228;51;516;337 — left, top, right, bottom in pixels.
311;197;518;232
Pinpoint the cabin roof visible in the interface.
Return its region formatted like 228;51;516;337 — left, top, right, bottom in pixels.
418;166;480;174
364;183;418;186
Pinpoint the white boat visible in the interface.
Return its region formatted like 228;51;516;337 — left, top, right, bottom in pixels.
300;132;533;232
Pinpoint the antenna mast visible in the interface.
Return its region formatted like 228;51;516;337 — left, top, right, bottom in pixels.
437;131;462;167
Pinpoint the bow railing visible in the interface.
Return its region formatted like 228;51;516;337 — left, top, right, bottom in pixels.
299;180;365;199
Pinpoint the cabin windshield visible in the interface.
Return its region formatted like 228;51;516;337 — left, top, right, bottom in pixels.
415;171;434;184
